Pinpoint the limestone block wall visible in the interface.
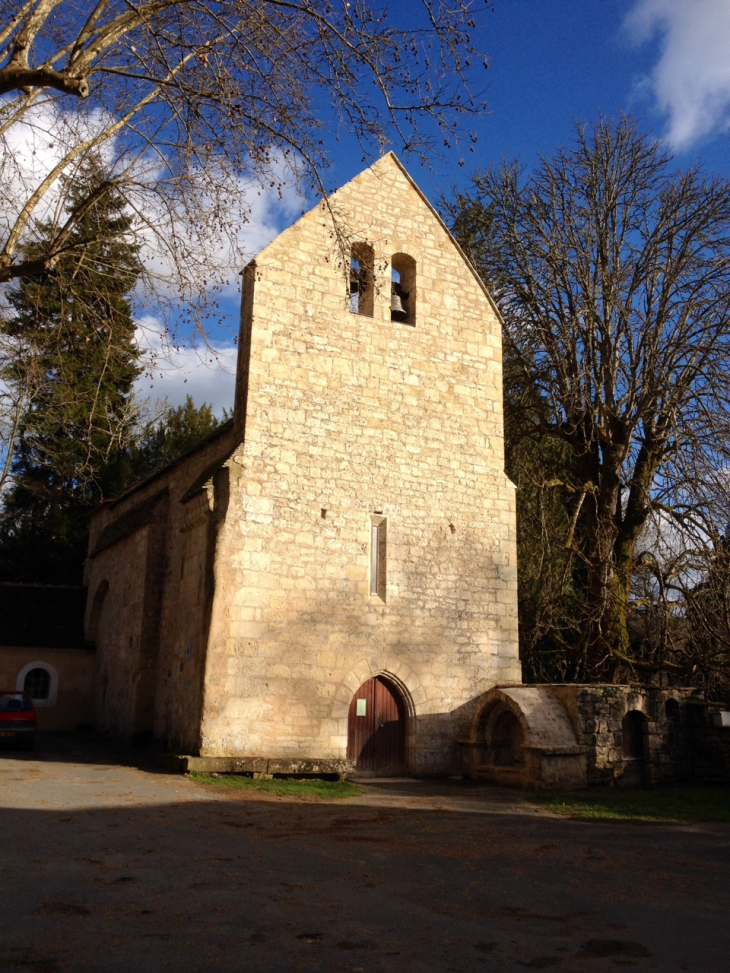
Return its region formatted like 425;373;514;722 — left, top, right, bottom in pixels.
87;526;152;737
85;425;235;748
200;154;520;773
550;685;695;785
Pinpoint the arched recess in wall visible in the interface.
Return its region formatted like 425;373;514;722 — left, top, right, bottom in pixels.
476;699;529;768
87;580;109;643
621;709;648;786
622;710;647;760
391;252;416;326
16;661;59;708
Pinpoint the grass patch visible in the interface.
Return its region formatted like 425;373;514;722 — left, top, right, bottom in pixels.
531;784;730;824
187;771;362;800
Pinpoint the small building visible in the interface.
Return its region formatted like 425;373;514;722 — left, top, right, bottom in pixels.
83;153;521;774
0;583;94;731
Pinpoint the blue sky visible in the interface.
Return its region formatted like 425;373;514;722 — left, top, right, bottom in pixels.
145;0;730;414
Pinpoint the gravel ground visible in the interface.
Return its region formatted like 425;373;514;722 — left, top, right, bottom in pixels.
1;734;729;973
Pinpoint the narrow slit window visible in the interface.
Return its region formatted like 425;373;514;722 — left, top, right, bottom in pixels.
350;243;374;316
370;523;379;595
369;515;387;600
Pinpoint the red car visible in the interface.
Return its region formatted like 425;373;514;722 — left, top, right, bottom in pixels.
0;691;37;750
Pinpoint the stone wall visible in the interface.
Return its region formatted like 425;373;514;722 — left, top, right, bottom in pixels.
550;685;696;786
200;153;520;774
684;702;730;783
466;684;728;788
84;424;236;749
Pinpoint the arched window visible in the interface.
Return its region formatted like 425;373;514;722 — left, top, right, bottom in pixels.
391;253;416;326
24;667;50;700
349;243;374;316
16;661;59;707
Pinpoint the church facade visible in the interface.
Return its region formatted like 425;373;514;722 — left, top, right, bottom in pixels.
84;154;520;775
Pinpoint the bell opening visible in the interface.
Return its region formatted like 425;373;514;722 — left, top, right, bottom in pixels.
390;256;416;326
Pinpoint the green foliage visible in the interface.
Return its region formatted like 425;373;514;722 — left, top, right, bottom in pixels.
0;157;142;583
120;396;223;487
188;772;362;800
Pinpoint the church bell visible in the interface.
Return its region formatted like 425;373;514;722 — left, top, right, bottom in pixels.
391;283;409;322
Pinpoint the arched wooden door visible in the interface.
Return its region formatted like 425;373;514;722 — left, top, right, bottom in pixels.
347;676;406;774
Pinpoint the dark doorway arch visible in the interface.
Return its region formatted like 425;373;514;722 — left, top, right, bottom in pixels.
347;676;406;774
622;710;646;760
621;710;647;785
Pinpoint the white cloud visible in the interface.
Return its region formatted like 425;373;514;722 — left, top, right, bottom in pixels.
626;0;730;149
0;98;117;238
132;155;304;299
1;98;306;301
1;99;305;421
134;316;237;416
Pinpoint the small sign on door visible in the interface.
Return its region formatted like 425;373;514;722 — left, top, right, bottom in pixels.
356;698;367;716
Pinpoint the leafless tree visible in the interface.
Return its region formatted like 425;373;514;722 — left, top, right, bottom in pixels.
448;115;730;679
0;328;33;494
0;0;487;336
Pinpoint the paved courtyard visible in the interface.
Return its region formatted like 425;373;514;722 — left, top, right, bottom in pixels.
1;735;729;972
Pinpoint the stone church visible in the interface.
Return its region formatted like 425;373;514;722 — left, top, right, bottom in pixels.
83;153;521;776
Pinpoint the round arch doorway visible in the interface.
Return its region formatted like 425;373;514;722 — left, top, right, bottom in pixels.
347;676;406;775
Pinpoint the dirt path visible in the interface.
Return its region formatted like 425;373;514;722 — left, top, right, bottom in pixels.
1;737;729;972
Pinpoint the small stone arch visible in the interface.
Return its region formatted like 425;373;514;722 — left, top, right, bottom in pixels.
391;252;416;326
465;687;586;788
620;709;649;786
474;695;529;749
16;661;59;708
484;705;526;767
622;709;647;760
333;660;422;722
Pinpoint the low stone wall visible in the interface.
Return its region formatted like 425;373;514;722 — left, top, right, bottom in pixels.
684;702;730;783
549;685;696;786
465;683;730;789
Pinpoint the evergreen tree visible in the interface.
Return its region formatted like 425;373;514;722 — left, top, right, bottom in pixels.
119;396;223;487
0;157;143;583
